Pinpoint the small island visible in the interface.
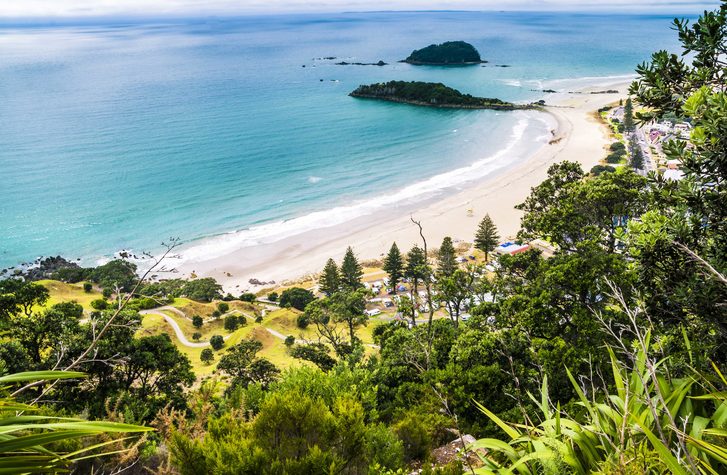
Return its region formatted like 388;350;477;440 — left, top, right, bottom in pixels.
403;41;485;65
350;81;538;110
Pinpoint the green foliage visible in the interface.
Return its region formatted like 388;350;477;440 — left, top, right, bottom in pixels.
218;339;280;389
340;247;364;290
0;279;49;322
83;282;92;292
192;315;203;328
623;97;635;131
89;259;138;292
279;287;316;311
139;278;185;299
474;214;500;261
0;371;152;473
90;298;108;310
284;335;295;346
224;314;241;331
319;258;341;296
405;245;429;297
383;242;405;291
267;292;278;302
217;302;229;314
590;164;616;175
200;348;214;364
290;343;337;371
405;41;482;64
51;266;91;283
192;332;202;341
351;81;517;109
210;335;225;351
296;313;310;329
437;237;457;277
181;278;222;302
240;292;256;302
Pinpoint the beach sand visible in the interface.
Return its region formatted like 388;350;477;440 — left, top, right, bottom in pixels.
176;81;627;293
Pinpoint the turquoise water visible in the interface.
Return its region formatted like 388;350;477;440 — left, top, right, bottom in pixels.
0;12;685;267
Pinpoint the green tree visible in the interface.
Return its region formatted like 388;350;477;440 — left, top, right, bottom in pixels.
217;339;280;389
182;278;222;302
474;214;500;261
192;315;203;328
200;348;214;364
623;97;635;131
89;259;138;292
436;268;476;327
0;279;49;322
405;245;428;298
290;343;337;371
268;292;278;302
210;335;225;351
83;282;93;292
319;258;340;296
279;287;316;311
224;315;240;332
382;242;404;292
437;236;457;277
192;332;202;342
340;247;363;290
217;302;229;314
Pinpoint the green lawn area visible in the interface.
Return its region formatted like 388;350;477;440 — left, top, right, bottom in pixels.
36;280;102;311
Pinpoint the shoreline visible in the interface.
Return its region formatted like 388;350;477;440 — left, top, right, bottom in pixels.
176;80;627;293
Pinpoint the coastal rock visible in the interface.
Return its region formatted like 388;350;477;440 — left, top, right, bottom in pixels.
6;255;82;282
336;60;387;66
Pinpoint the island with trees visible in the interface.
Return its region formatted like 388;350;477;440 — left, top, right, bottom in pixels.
350;80;538;110
403;40;484;65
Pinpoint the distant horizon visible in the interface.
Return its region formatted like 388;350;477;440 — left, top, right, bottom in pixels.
0;0;720;21
0;7;711;26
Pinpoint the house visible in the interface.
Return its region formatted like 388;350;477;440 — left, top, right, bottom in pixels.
495;242;530;255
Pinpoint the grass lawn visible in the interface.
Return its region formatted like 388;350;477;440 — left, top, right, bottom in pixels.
36;280;102;311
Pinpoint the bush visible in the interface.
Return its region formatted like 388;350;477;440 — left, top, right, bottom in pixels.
609;142;626;152
223;293;236;301
200;348;214;364
135;297;157;310
268;292;278;302
285;335;295;346
590;164;616;176
238;315;248;327
217;302;229;314
280;287;316;311
210;335;225;351
240;293;256;302
606;152;624;164
393;413;432;463
296;314;310;329
89;259;138;292
90;299;108;310
211;310;222;319
192;315;203;328
192;332;202;341
102;288;112;299
182;278;222;302
224;315;240;332
255;315;263;324
83;282;92;293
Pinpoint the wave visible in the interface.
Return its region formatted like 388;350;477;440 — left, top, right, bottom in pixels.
177;112;554;265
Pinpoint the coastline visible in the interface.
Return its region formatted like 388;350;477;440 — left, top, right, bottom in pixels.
175;80;627;293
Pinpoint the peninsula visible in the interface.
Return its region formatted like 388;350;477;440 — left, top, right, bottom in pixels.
403;41;484;65
349;81;537;110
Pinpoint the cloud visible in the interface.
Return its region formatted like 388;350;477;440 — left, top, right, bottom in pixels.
0;0;719;17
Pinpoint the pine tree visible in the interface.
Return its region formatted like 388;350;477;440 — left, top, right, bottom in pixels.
319;258;340;296
437;236;457;277
383;242;404;292
340;247;363;290
623;97;635;132
629;136;645;170
405;245;428;296
475;214;500;261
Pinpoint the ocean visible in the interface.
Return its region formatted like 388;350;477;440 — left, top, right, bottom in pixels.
0;11;685;268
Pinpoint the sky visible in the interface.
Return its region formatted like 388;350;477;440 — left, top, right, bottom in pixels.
0;0;720;18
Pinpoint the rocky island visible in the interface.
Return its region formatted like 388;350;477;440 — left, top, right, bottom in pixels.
403;41;485;65
350;81;539;110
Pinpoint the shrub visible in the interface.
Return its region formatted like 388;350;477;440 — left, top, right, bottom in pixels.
268;292;278;302
210;335;225;351
83;282;92;293
89;259;138;292
217;302;229;314
240;292;256;302
285;335;295;346
606;152;624;164
135;297;157;310
182;278;222;302
296;313;310;329
223;293;236;301
90;299;108;310
280;287;315;311
255;315;263;324
200;348;214;364
102;288;112;299
211;310;222;319
224;315;240;332
590;164;616;176
192;315;203;328
238;315;248;327
609;142;626;152
192;332;202;341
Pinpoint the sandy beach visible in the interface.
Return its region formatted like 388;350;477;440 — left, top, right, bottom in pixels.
177;81;628;293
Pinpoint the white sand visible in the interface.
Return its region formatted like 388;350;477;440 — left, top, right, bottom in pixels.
176;82;626;292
